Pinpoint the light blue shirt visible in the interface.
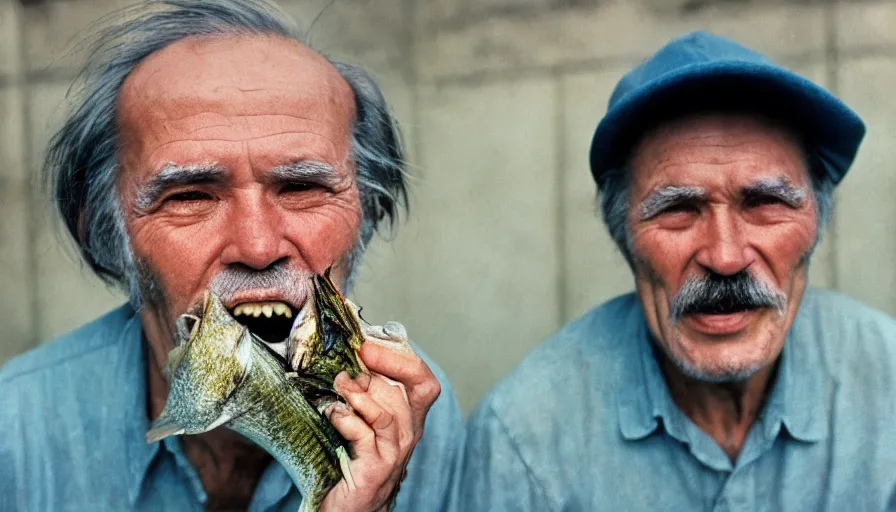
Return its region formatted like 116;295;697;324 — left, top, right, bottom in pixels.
0;304;465;511
461;289;896;511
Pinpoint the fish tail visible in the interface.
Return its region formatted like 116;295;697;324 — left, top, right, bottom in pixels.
336;445;356;491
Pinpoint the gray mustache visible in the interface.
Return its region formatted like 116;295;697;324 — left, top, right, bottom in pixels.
208;262;312;308
669;271;786;323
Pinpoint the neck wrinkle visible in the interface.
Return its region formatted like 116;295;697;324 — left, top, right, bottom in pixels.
655;346;779;460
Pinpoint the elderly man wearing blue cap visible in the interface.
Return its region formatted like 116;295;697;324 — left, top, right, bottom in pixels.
459;32;896;510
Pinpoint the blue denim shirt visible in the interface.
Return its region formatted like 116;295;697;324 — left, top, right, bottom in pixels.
461;289;896;511
0;304;465;511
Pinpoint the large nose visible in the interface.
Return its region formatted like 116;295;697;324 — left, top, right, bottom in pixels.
694;208;754;276
219;195;291;270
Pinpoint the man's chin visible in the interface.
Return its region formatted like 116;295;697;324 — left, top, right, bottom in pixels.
660;327;773;384
675;360;764;383
654;306;788;385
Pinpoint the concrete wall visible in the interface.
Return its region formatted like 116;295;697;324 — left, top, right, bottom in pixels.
1;0;894;414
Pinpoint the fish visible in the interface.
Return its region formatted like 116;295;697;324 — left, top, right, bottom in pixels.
284;269;369;407
146;289;356;512
284;269;416;408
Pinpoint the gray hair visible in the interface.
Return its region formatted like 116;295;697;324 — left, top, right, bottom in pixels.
44;0;407;305
596;126;836;268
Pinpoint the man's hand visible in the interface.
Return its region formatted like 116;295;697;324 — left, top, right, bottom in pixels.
319;340;441;511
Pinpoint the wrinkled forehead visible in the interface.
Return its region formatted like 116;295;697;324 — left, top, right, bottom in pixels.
628;112;810;192
117;34;356;134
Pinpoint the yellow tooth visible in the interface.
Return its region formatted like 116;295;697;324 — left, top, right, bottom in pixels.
234;302;293;318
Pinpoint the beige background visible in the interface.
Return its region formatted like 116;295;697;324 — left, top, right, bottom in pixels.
1;0;894;414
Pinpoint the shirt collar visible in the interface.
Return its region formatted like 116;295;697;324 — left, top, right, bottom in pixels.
617;302;830;445
91;304;161;507
762;308;830;443
249;461;297;510
616;310;667;441
122;309;210;506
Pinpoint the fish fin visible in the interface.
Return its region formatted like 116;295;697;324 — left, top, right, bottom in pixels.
235;329;255;379
382;321;409;345
174;314;200;345
337;445;356;491
204;411;234;432
146;414;185;444
162;345;187;379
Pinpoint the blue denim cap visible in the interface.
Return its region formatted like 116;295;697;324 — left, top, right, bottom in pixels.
589;31;865;186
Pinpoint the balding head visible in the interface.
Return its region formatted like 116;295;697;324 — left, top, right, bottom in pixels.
44;0;408;305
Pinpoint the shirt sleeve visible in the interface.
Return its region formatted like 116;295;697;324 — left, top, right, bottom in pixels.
392;350;466;512
458;401;554;511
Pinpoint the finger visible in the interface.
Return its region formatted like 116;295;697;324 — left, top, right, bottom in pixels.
359;344;440;403
334;372;402;459
359;344;442;430
336;371;415;459
375;373;410;406
324;401;377;458
323;405;406;508
361;373;414;451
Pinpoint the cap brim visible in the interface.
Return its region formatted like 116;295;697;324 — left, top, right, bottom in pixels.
589;61;866;185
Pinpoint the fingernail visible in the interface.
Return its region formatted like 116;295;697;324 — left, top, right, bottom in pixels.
333;373;355;394
324;401;349;420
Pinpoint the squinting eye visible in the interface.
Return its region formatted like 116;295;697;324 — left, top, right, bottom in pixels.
744;195;783;208
661;203;699;215
166;191;211;202
281;183;315;194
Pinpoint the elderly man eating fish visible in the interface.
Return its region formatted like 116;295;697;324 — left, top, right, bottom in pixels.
0;1;463;511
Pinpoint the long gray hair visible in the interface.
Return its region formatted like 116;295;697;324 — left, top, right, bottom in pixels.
44;0;408;305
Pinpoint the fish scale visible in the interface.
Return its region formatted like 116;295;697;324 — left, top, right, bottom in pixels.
147;287;356;512
224;339;344;511
145;269;408;512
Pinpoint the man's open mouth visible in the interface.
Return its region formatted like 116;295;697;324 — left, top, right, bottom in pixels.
229;301;299;344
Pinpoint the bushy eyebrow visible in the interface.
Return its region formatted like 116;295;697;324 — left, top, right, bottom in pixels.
267;160;342;189
134;163;227;210
133;160;343;212
639;185;706;220
742;177;808;207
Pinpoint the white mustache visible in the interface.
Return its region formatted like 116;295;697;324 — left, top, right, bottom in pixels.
208;262;312;309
